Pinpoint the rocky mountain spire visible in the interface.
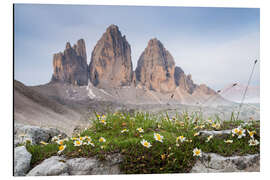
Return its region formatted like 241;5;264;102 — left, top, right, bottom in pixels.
89;24;133;88
174;66;197;94
51;39;88;86
135;38;176;93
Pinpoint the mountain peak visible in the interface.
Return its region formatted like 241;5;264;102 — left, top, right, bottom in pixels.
89;25;133;88
51;39;88;86
135;38;176;93
106;24;119;31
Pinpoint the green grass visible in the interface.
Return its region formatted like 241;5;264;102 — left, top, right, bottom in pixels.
25;111;260;174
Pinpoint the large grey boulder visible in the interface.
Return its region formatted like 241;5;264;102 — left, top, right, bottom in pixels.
67;153;123;175
27;153;123;176
190;153;259;173
14;146;32;176
27;156;69;176
66;158;99;175
14;123;67;146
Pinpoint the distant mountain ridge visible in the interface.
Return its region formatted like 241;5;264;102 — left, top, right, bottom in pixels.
50;24;221;104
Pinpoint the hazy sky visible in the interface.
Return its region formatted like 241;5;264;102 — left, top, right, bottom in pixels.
14;4;260;90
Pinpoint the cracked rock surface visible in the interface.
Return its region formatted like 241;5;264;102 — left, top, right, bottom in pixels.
190;153;259;173
27;154;123;176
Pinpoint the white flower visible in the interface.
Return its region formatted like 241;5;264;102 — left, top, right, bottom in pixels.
99;137;106;143
232;127;246;139
78;136;86;141
194;132;200;137
232;128;239;134
74;140;82;146
249;139;259;146
57;140;64;145
205;135;213;142
51;136;58;142
85;136;92;142
57;145;66;155
247;130;256;138
87;141;95;147
154;133;163;142
176;136;186;143
193;148;202;157
140;139;152;148
100;119;106;125
224;140;233;144
137;127;144;133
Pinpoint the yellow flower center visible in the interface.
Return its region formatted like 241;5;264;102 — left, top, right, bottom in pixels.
238;130;243;135
249;131;255;136
59;145;64;151
76;141;81;145
195;150;200;155
156;134;161;140
143;142;149;146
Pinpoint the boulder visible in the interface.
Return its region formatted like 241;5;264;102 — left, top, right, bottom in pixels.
51;39;88;86
27;154;123;176
66;158;99;175
27;156;69;176
135;38;176;93
190;153;259;173
67;153;123;175
14;123;67;146
89;24;133;88
14;146;32;176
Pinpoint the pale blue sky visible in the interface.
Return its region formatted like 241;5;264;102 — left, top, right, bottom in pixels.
14;4;260;90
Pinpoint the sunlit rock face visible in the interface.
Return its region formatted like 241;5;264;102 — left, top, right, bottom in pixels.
51;39;88;86
89;24;133;88
135;38;176;93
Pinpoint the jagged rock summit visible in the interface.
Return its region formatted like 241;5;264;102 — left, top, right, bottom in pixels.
51;39;88;86
48;24;220;105
136;38;176;93
89;24;133;88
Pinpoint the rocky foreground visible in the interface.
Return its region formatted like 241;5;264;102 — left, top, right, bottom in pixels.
14;122;260;176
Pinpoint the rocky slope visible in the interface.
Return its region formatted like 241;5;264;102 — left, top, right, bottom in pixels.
89;24;133;88
14;80;90;136
135;38;176;93
51;39;88;86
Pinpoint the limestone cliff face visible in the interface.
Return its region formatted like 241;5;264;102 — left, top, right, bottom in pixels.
135;38;176;93
89;25;133;88
51;39;88;86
